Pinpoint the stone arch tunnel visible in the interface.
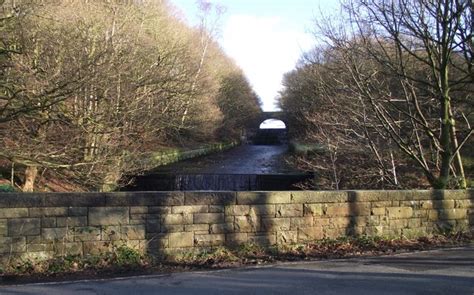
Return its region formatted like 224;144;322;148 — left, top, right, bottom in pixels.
252;111;289;145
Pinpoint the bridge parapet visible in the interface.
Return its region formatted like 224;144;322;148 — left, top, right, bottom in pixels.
260;111;286;124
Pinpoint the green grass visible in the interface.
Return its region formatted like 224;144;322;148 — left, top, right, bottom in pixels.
0;183;15;192
289;141;327;155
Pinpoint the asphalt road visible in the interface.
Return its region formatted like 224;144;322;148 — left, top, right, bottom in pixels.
2;246;473;295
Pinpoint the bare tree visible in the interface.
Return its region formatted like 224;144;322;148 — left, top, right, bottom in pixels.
342;0;473;188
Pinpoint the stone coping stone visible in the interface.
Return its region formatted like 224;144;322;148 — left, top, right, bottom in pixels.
0;190;471;208
106;192;184;206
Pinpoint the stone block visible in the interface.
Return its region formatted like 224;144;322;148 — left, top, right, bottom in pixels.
420;201;433;209
72;226;101;242
54;242;83;256
0;193;42;208
237;192;290;205
407;218;422;228
169;232;194;248
41;217;56;228
313;218;330;227
384;191;422;201
172;206;208;214
290;217;313;229
27;243;54;252
185;192;236;205
413;209;429;218
210;223;233;234
400;201;420;208
327;217;351;229
163;214;192;225
248;234;276;245
234;215;259;232
368;215;380;225
29;207;68;217
297;227;323;242
225;205;250;216
0;208;28;218
27;235;41;244
387;207;413;219
149;206;172;214
193;213;224;224
434;190;469;200
371;201;392;208
455;199;472;209
0;237;26;253
194;234;225;246
371;208;386;216
428;209;467;220
83;241;111;255
250;205;276;216
42;228;72;242
43;193;105;207
89;207;129;226
365;226;385;236
146;219;160;233
130;207;149;214
161;224;184;233
147;234;169;249
209;205;224;213
106;192;184;206
0;220;6;236
290;191;350;203
324;228;346;239
390;219;408;229
185;224;209;232
277;231;297;244
104;225;145;241
261;218;291;231
429;200;455;209
325;203;370;217
226;233;248;244
402;228;428;239
346;226;366;236
276;204;303;217
57;216;87;227
68;207;88;216
8;218;41;236
130;214;147;221
303;204;323;216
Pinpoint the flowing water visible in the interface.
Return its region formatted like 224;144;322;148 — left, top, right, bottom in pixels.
125;144;312;191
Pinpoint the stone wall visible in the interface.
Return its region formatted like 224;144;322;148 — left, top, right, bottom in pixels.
0;190;472;264
147;141;238;167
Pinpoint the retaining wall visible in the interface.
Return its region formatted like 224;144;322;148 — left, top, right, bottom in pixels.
147;141;239;167
0;190;472;265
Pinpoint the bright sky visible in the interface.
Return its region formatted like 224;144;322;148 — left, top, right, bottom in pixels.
170;0;339;112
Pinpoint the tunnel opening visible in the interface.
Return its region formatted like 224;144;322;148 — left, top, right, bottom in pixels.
259;119;286;129
253;119;288;145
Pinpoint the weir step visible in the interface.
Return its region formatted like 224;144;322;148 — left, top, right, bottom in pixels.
124;173;314;191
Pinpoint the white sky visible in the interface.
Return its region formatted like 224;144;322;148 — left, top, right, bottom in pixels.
171;0;339;111
222;15;313;111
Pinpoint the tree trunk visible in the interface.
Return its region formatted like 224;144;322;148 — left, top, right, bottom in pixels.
449;107;467;189
22;165;38;192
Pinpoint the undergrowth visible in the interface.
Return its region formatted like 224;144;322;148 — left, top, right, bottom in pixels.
1;232;472;278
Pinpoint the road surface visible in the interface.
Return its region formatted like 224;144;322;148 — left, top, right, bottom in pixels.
2;246;473;294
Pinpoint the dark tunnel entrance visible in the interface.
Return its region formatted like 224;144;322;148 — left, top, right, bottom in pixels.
253;119;288;145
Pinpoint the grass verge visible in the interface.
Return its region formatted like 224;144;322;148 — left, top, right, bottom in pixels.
1;232;472;285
